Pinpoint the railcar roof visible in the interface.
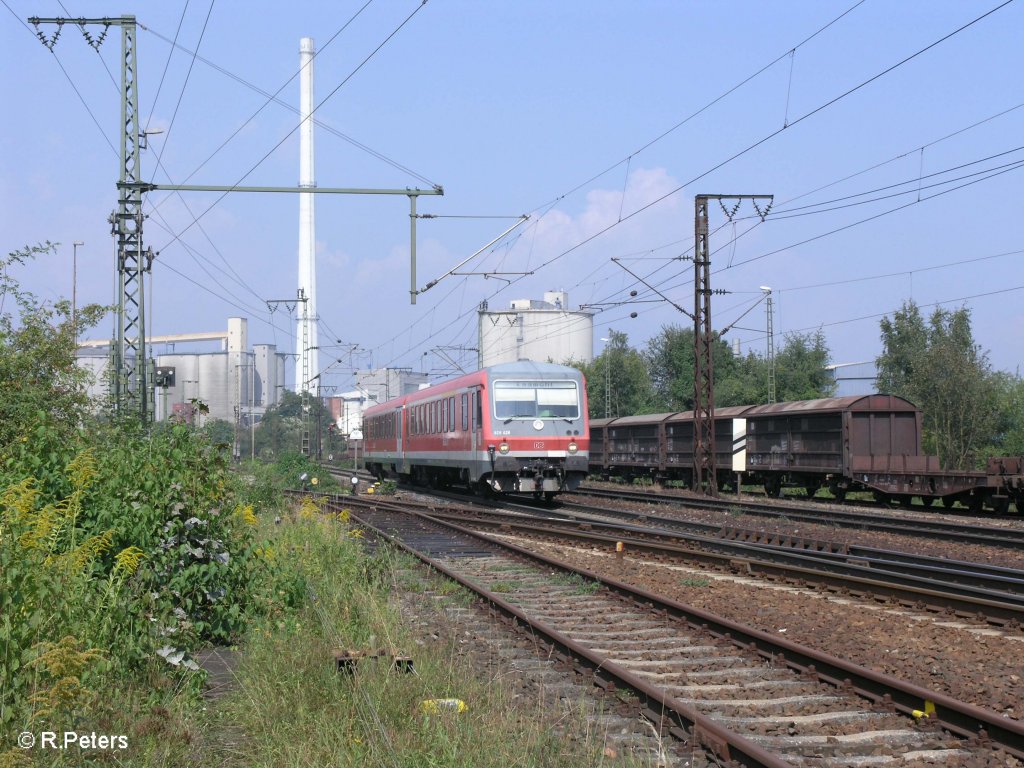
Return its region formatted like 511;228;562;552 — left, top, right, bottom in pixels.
484;360;583;377
590;396;919;427
742;394;919;415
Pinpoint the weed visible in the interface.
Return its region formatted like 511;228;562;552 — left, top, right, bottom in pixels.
488;580;519;593
680;576;712;588
375;480;398;496
554;572;602;595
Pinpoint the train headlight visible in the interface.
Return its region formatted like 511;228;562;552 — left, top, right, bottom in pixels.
498;442;510;455
567;442;578;454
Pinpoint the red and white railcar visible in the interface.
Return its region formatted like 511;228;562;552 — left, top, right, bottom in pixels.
362;361;588;499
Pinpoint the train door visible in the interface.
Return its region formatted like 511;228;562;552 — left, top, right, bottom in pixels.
395;406;405;474
470;388;482;453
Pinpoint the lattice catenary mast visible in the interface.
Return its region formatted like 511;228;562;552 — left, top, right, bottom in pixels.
30;15;153;420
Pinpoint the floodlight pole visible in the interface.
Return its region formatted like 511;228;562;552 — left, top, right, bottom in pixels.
693;194;772;497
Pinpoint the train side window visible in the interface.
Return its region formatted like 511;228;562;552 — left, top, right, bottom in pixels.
441;399;446;433
475;390;482;429
461;394;468;431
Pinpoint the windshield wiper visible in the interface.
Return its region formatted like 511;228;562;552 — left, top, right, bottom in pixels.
503;414;532;424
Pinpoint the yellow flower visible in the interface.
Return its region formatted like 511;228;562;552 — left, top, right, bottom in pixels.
235;504;258;526
66;449;98;491
113;546;145;576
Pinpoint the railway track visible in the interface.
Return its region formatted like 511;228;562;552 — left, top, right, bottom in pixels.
574;486;1024;549
383;486;1024;625
421;504;1024;628
317;494;1024;766
551;496;1024;592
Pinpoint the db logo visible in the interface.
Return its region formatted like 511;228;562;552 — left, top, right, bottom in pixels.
533;442;545;450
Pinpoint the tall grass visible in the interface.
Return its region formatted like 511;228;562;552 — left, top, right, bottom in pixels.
210;513;657;767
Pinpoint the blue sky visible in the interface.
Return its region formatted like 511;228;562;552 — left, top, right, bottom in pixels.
3;0;1023;392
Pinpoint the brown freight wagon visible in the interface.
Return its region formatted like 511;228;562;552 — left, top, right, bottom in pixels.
743;395;990;507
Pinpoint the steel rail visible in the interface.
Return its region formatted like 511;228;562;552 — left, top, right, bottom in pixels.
575;486;1024;548
423;508;1024;625
348;507;795;768
335;500;1024;761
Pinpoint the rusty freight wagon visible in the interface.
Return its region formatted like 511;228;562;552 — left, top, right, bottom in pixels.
743;395;990;506
590;395;1021;511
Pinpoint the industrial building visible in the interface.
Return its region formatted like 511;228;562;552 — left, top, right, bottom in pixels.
477;290;594;368
76;318;288;425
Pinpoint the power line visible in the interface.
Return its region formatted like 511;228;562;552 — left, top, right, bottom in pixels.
153;0;216;172
153;0;432;252
532;0;869;212
504;0;1016;299
142;0;191;134
727;158;1024;271
138;0;438;189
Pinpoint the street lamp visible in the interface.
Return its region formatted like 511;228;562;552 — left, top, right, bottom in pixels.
72;241;83;346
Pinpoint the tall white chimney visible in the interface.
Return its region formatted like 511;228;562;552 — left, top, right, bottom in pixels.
295;36;319;393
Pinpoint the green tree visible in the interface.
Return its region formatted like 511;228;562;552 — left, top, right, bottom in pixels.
715;350;769;406
877;301;998;469
0;244;107;454
643;324;740;411
567;330;655;419
775;330;835;401
983;371;1024;460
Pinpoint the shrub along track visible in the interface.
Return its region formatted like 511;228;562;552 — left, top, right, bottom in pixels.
317;492;1024;767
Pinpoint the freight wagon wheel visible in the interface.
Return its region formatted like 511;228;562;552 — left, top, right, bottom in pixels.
804;481;821;499
763;478;782;498
942;496;956;509
920;497;934;508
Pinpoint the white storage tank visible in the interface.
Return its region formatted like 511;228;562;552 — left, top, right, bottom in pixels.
478;291;594;367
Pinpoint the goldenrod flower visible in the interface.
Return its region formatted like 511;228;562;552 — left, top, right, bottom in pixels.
113;546;145;576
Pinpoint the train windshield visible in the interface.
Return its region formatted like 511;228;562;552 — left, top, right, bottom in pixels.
493;380;580;420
